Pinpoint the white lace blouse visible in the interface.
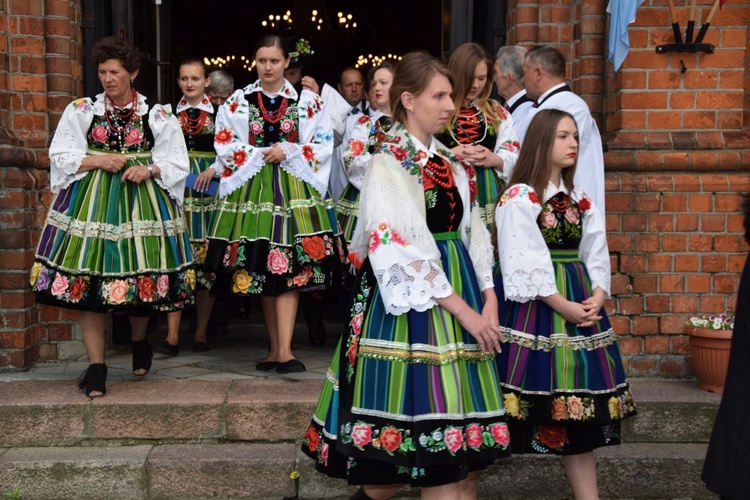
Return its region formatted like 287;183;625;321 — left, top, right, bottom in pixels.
495;180;610;303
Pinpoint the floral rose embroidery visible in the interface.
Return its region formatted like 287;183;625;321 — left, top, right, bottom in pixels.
68;276;87;302
444;427;464;454
91;125;108;144
564;207;579;225
490;423;510;448
551;397;568;420
232;269;251;294
301;236;326;261
538;426;567;450
292;265;313;287
51;273;69;298
422;173;434;190
267;248;289;275
137;276;156;301
185;269;196;290
390;146;407;161
228;101;240;114
469;180;477;205
233;149;248;167
302;145;315;161
507;185;520;199
379;427;403;454
124;129;143;147
351;423;373;449
351;311;364;335
280;119;294;133
357;115;370;125
320;442;329;466
108;279;130;304
347;337;359;366
305;426;321;452
528;191;540;204
503;393;520;418
541;211;557;229
608;396;620;419
287;130;299;143
578;197;592;213
465;424;483;450
349;140;365;156
156;275;169;297
307;106;315;119
215;128;233;145
250;121;263;136
567;396;584;420
30;262;42;286
36;268;51;290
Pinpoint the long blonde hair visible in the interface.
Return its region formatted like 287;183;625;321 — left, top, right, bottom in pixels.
508;109;578;197
446;43;499;133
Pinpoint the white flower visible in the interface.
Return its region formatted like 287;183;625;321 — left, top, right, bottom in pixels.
713;318;723;330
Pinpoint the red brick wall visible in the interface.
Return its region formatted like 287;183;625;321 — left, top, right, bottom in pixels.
505;0;749;378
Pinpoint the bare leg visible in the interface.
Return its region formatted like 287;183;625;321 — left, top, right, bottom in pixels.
359;485;403;500
80;311;108;364
562;452;599;500
260;295;279;363
165;311;181;345
422;481;459;500
129;316;151;376
457;471;480;499
275;290;299;363
194;290;216;343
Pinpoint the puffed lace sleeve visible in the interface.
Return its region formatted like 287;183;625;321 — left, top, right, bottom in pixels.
48;98;96;194
356;153;452;315
149;105;189;203
496;184;557;302
576;189;611;296
277;89;334;197
214;89;268;197
342;114;374;190
491;102;520;183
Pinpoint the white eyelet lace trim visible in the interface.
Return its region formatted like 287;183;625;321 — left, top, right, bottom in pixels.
374;259;452;315
502;268;557;303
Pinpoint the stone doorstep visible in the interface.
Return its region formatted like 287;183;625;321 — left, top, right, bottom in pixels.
0;378;721;448
0;442;712;500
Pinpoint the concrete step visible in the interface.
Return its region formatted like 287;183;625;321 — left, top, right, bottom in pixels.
0;442;712;499
0;378;721;448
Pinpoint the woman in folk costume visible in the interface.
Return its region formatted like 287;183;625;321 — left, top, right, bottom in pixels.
303;52;510;499
336;62;395;265
494;109;636;499
204;34;343;374
157;58;221;356
30;36;193;397
435;42;519;237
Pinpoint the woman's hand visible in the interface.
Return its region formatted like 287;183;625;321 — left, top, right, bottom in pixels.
458;144;502;169
262;144;287;164
121;164;157;184
541;292;602;328
481;289;505;343
91;154;127;173
436;292;503;354
194;167;216;192
581;287;606;323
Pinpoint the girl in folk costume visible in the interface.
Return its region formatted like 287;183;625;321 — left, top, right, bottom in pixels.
494;109;636;499
157;59;220;356
336;62;395;259
30;36;193;397
435;42;519;237
204;35;342;374
303;52;510;499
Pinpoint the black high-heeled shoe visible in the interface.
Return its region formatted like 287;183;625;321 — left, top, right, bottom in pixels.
77;363;107;397
131;339;153;376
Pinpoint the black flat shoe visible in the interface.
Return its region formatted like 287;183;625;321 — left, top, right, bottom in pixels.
155;341;179;356
78;363;107;397
255;361;277;371
132;339;153;376
192;341;209;352
275;359;306;374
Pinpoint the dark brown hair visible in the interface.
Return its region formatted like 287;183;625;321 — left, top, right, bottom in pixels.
390;51;453;125
254;35;288;60
90;36;141;72
507;109;578;196
525;45;566;79
179;57;209;78
447;43;499;131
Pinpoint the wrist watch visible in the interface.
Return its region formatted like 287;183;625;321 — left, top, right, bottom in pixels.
146;165;154;176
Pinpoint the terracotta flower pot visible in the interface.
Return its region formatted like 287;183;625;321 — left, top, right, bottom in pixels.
686;324;732;394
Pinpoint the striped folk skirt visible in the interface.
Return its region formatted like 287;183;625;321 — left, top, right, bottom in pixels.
475;166;505;238
303;234;511;487
204;162;345;297
334;183;359;246
31;152;195;312
183;151;217;290
495;249;636;455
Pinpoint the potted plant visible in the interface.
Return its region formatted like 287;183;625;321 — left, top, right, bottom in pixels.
685;313;735;394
